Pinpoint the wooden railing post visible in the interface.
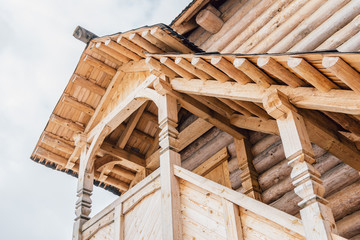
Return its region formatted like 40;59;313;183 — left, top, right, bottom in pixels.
263;90;337;240
155;78;182;240
72;134;93;240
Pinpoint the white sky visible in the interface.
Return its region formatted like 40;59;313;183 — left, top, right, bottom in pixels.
0;0;190;238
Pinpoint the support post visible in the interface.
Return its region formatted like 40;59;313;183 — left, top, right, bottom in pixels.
234;138;262;201
263;90;337;240
72;134;93;240
156;79;182;240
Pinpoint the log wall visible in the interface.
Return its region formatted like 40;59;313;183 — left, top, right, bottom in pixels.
180;125;360;239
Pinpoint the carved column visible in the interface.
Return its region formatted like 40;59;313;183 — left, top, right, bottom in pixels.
72;134;93;240
155;78;182;240
263;90;337;240
234;138;262;201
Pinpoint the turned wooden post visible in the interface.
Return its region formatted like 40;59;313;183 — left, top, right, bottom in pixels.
263;90;337;240
72;134;93;240
155;78;182;240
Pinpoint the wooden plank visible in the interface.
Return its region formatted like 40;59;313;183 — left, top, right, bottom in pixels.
170;78;360;115
222;199;244;240
173;165;306;237
288;57;338;92
177;118;213;151
113;204;124;240
49;114;84;133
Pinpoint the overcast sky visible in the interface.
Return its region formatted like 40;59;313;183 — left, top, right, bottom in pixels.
0;0;190;238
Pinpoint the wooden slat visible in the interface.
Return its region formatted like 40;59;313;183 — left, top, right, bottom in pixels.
233;58;275;88
41;133;74;155
35;147;68;167
222;199;244;240
288;57;338;92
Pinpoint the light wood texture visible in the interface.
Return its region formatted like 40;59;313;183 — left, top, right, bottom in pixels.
257;57;306;87
211;57;251;84
234;58;274;88
84;55;117;76
323;56;360;94
175;57;211;81
170;78;360;115
192;57;230;83
287;57;338;92
196;9;224;33
160;57;195;80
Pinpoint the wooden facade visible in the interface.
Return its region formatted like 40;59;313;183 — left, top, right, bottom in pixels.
31;0;360;239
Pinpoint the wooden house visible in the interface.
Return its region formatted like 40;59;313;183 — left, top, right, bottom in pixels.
31;0;360;239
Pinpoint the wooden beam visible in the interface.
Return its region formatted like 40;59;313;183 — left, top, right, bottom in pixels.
104;39;142;61
99;142;145;172
233;100;270;120
83;55;117;76
154;79;246;140
145;57;177;79
35;147;68;167
116;36;146;58
196;9;224;33
222;199;244;240
62;94;95;115
211;57;251;84
193;147;229;176
233;58;274;88
190;95;234;119
160;57;195;80
192;57;230;83
150;27;193;53
170;78;360;115
219;98;252;117
234;138;262;200
128;33;164;53
119;59;148;72
41;133;74;155
230;114;279;135
322;56;360;94
49;114;84;133
288;57;338;92
94;42;130;63
71;74;106;96
116;102;148;149
257;57;306;88
323;111;360;136
174;57;211;81
85;71;125;132
177;118;213;151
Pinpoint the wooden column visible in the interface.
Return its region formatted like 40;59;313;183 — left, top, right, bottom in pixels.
72;134;93;240
263;90;337;240
234;138;262;201
155;79;182;240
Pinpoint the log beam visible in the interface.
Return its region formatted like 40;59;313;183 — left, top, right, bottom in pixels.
170;78;360;115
